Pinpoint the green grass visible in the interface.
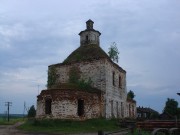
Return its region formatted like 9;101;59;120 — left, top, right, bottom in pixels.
0;117;152;135
19;118;121;134
0;117;24;125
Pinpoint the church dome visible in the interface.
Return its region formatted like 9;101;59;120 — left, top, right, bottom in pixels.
63;20;108;64
63;44;109;64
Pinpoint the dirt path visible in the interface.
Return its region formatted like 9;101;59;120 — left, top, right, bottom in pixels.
0;122;25;135
0;122;98;135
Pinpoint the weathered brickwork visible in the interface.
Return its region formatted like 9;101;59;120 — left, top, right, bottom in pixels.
79;19;101;46
37;89;103;119
36;20;136;120
126;101;136;118
37;58;136;119
103;59;128;118
51;59;106;91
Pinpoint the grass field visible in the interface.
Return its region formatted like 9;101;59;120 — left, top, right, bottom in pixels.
0;117;152;135
19;118;152;135
0;118;23;125
0;116;25;125
19;118;121;134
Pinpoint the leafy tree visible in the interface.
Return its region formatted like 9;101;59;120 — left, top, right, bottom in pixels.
127;90;135;100
163;98;178;117
108;42;119;63
150;111;159;119
28;105;36;118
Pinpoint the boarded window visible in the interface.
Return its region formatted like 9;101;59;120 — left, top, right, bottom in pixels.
45;99;52;115
78;99;84;116
112;71;115;86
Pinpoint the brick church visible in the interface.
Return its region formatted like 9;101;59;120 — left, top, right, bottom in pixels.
36;20;136;119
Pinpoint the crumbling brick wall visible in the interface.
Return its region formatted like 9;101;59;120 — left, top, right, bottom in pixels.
46;58;136;119
36;89;103;120
49;59;107;92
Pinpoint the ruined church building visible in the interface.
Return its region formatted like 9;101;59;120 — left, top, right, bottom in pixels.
36;20;136;119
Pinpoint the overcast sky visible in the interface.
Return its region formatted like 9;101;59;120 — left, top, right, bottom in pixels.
0;0;180;114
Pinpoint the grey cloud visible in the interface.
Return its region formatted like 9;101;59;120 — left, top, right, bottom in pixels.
0;0;180;113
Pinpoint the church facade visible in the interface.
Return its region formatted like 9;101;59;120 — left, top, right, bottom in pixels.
36;20;136;119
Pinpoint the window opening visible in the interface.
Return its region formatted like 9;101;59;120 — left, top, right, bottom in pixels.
119;75;122;88
113;71;115;86
121;102;124;117
132;105;134;117
86;35;88;41
116;102;119;117
111;100;114;117
45;99;52;114
129;104;131;117
78;99;84;116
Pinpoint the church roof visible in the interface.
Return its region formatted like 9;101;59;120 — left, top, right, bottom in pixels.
50;44;126;73
79;19;101;35
49;20;125;73
63;44;109;64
